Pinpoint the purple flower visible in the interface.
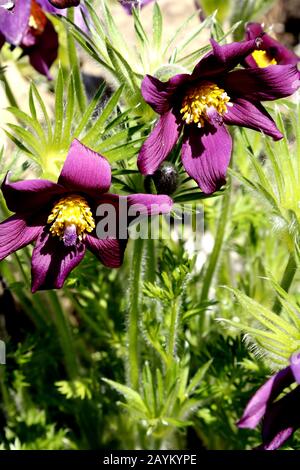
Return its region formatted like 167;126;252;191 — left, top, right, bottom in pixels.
138;39;299;194
119;0;155;15
0;0;58;79
0;139;172;292
245;23;300;68
238;352;300;450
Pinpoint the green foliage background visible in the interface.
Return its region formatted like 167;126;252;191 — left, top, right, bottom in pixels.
0;0;300;450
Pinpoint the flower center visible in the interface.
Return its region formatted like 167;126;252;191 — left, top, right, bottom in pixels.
28;0;47;36
47;195;95;247
180;81;231;128
252;50;277;68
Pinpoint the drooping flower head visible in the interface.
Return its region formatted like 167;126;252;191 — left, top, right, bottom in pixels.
138;39;299;194
238;352;300;450
0;0;58;78
245;22;300;68
0;140;172;292
119;0;155;14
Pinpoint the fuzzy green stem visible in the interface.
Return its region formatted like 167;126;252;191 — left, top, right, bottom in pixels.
48;291;78;380
168;298;180;360
128;238;144;390
272;253;297;314
199;184;231;331
146;238;156;283
67;8;87;114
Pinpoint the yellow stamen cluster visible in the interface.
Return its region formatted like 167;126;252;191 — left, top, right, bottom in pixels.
180;81;231;128
252;50;277;68
47;195;95;242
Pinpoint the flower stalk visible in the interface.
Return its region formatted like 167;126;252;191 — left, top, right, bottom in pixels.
128;238;144;391
167;297;180;361
199;181;231;331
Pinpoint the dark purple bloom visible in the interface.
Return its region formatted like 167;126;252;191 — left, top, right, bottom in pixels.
0;0;58;79
245;22;300;68
238;352;300;450
119;0;155;14
0;139;172;292
138;39;299;194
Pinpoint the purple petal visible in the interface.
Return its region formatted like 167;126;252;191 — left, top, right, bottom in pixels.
223;65;300;101
94;192;172;225
119;0;154;14
31;228;86;292
2;173;65;214
0;214;43;261
36;0;58;12
58;139;112;197
37;1;89;33
245;23;299;66
86;235;127;268
138;111;182;175
127;193;173;216
22;19;58;80
261;385;300;450
192;39;259;79
223;98;282;140
141;74;190;114
0;0;30;45
181;124;232;194
290;352;300;384
237;366;294;429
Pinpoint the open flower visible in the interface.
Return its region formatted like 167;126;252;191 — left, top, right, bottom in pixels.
238;352;300;450
0;0;58;79
0;140;172;292
245;22;300;68
138;39;299;194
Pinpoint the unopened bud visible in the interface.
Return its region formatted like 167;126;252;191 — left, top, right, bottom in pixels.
152;163;179;195
48;0;80;9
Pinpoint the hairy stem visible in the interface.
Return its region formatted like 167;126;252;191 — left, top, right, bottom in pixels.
168;297;180;360
272;253;297;314
199;183;231;331
128;238;144;390
48;291;78;380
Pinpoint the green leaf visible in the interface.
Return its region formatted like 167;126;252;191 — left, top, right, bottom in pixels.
82;85;124;145
102;378;149;416
153;2;163;51
73;81;106;138
186;359;213;395
53;67;64;146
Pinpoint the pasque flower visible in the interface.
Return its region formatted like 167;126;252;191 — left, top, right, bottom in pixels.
0;140;172;292
0;0;58;79
238;352;300;450
245;22;300;68
138;39;299;194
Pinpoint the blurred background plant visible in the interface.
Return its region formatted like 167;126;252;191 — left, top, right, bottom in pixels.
0;0;300;451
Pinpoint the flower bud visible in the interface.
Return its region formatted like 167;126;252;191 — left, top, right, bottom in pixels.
48;0;80;8
152;163;179;195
